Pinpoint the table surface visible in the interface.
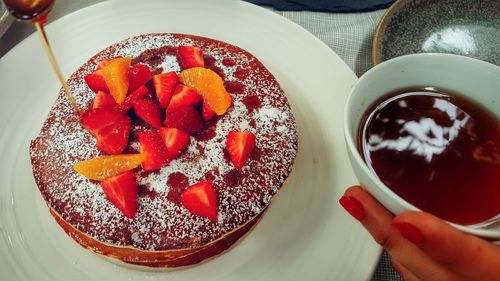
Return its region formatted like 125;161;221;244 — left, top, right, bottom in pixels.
0;1;401;280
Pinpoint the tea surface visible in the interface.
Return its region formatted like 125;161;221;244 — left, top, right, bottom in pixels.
359;89;500;225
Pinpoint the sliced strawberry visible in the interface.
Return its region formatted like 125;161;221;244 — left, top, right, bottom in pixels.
133;98;162;129
80;108;131;155
103;57;132;104
158;127;190;160
226;131;256;169
128;63;152;94
91;91;117;109
166;84;202;114
164;105;203;134
84;70;109;93
96;56;123;70
137;131;170;171
100;171;137;218
202;101;216;121
115;85;149;113
153;71;178;109
178;46;204;69
181;181;218;222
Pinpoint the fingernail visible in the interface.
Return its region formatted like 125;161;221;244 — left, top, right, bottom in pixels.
339;195;365;221
391;222;425;244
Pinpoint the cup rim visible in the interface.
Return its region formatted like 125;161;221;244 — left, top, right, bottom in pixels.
344;53;500;238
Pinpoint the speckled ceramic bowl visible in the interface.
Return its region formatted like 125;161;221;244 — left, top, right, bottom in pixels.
372;0;500;66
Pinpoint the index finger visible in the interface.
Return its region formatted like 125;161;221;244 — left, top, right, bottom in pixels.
342;186;461;280
394;212;500;281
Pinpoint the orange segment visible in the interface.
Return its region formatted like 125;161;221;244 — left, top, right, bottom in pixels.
179;67;232;115
73;153;145;181
103;57;132;104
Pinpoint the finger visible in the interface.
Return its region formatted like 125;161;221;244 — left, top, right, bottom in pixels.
393;212;500;281
341;186;462;281
389;254;420;281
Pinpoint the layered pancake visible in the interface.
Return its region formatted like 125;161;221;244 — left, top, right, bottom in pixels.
30;33;298;267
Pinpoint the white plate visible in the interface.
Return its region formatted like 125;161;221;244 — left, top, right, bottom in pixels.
0;0;380;280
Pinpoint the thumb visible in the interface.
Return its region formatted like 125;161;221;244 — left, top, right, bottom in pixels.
392;212;500;281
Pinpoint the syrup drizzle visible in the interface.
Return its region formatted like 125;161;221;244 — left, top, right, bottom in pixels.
35;22;82;115
5;0;82;115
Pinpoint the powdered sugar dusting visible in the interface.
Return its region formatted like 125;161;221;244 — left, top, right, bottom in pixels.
160;55;180;73
30;33;298;251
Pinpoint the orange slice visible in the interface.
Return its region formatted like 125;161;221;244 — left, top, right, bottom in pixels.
73;153;145;181
178;67;232;115
103;57;132;103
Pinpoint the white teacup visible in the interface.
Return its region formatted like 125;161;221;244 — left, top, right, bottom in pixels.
344;53;500;239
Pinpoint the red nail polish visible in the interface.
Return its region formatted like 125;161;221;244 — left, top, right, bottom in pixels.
391;222;425;244
339;195;365;221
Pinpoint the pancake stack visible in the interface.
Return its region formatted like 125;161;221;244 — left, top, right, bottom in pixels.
30;33;298;267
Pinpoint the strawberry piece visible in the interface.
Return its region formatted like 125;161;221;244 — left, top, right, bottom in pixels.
178;46;204;69
100;171;138;218
158;127;190;160
164;105;203;134
103;57;132;104
91;91;117;109
116;85;149;113
96;56;123;70
138;131;170;171
166;84;202;114
181;181;218;222
202;101;216;121
133;98;163;129
80;108;131;155
128;63;152;94
153;71;178;109
84;70;109;93
226;131;256;169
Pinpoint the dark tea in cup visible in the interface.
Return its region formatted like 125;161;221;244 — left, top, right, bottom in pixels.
358;88;500;226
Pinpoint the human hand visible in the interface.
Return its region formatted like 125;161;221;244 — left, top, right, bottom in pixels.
339;185;500;281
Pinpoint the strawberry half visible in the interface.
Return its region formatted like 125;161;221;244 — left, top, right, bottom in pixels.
133;98;163;129
202;101;216;121
80;108;131;155
84;70;109;93
166;84;202;114
138;131;170;171
181;181;218;222
226;131;256;169
100;171;138;218
178;46;204;69
103;57;132;104
128;63;152;94
158;127;190;160
164;105;203;134
116;85;149;113
153;71;178;109
91;91;117;109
